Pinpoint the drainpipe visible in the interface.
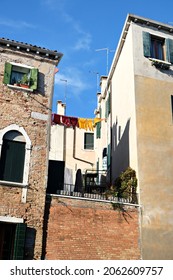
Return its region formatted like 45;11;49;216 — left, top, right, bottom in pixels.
73;126;94;167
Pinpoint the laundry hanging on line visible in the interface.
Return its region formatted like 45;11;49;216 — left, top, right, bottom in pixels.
51;113;104;131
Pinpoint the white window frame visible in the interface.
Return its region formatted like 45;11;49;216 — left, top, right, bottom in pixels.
0;124;31;202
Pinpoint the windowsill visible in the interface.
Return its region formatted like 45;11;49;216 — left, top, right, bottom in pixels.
0;180;28;188
149;58;171;69
7;84;34;92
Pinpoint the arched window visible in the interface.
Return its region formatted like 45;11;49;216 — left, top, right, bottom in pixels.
0;124;31;188
0;131;25;183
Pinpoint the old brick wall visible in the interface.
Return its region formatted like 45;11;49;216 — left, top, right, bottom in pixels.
45;196;141;260
0;46;57;259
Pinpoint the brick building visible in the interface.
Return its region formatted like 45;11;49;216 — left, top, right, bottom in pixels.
0;37;62;259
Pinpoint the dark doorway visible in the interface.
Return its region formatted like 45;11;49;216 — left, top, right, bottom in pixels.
0;222;26;260
0;222;16;259
47;160;65;194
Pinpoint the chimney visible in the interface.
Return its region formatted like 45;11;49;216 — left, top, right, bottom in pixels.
57;100;66;115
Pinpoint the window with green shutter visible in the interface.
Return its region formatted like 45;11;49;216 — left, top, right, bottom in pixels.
96;121;101;139
3;62;38;90
105;93;110;119
107;144;111;167
0;131;26;183
143;31;173;64
13;223;26;260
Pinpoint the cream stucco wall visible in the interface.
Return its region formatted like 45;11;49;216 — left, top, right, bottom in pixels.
110;24;138;181
49;124;96;185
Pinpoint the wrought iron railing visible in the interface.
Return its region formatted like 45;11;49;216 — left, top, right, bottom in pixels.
54;183;138;205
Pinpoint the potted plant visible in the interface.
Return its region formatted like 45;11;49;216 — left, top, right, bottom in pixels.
20;74;30;88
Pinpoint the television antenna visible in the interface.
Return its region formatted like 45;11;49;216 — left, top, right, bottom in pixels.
95;48;115;75
89;71;100;92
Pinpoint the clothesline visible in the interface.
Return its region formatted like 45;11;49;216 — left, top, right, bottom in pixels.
51;113;105;131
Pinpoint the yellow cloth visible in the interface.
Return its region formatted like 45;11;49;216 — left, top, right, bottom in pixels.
78;118;86;129
78;118;94;131
78;118;104;130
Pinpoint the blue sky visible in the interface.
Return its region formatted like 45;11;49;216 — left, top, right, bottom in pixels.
1;0;173;117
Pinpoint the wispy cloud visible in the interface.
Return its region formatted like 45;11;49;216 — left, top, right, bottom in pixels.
0;19;35;29
62;11;92;51
55;67;91;97
43;0;92;51
73;33;92;51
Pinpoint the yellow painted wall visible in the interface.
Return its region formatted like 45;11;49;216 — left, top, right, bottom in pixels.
135;75;173;259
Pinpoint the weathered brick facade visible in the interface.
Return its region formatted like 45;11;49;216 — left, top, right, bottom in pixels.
0;38;62;259
45;196;141;260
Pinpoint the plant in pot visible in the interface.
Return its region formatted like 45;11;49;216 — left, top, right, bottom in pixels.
20;74;30;88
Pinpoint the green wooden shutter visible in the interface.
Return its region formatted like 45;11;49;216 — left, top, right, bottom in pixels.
142;31;151;57
96;121;101;139
30;68;38;90
108;93;110;115
13;223;26;260
3;62;12;84
165;38;173;63
105;100;107;119
0;140;25;183
107;144;111;167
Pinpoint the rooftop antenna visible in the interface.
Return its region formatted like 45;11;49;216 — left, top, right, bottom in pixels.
89;71;100;92
95;48;115;75
60;79;67;114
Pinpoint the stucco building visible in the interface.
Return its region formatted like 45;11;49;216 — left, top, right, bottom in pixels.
96;14;173;259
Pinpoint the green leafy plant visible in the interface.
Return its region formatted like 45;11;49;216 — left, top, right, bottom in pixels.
21;74;29;85
113;167;138;203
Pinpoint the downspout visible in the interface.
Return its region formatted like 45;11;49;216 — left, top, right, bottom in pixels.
73;126;94;167
63;126;66;162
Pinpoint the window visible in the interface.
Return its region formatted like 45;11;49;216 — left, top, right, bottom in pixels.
107;143;111;167
151;36;165;60
96;106;102;139
143;31;173;63
105;92;111;119
0;131;25;183
0;125;31;188
3;62;38;90
0;222;26;260
84;133;94;150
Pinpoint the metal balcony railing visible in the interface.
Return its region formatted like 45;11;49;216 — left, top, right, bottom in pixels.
54;183;138;205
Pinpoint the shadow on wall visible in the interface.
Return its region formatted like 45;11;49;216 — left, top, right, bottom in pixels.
41;195;52;260
111;118;130;181
24;227;36;260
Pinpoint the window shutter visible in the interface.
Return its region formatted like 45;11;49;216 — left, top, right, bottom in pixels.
105;100;108;119
30;68;38;90
108;93;110;115
107;144;111;167
3;62;12;84
142;31;151;57
96;121;101;139
13;223;26;260
0;140;25;183
165;39;173;63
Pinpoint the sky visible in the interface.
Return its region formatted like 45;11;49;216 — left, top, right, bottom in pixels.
1;0;173;118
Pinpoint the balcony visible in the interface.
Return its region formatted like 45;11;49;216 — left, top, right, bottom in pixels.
48;182;138;205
